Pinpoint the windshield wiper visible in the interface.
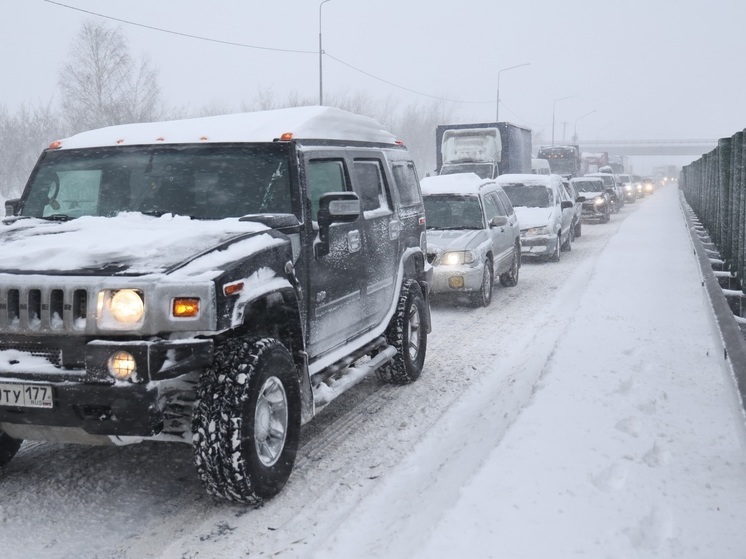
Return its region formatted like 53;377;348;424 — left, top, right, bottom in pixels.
139;210;194;219
40;214;74;221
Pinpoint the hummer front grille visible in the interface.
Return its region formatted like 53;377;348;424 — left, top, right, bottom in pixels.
0;286;89;333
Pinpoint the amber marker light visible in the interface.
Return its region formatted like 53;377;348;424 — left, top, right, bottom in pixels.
48;141;62;149
223;282;244;296
279;132;293;141
172;298;200;318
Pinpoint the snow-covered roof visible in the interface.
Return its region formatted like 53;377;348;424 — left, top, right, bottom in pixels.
54;106;398;150
496;173;553;186
420;173;493;196
570;176;604;183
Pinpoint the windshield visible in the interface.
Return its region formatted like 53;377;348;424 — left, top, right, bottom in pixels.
501;184;552;208
537;149;576;174
20;144;294;220
424;195;484;229
588;174;614;187
440;163;495;180
571;180;604;193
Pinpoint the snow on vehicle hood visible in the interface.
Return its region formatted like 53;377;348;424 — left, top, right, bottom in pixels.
426;229;485;252
0;213;277;276
581;190;604;199
513;206;556;230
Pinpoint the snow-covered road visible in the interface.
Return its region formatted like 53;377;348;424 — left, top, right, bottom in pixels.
2;183;745;559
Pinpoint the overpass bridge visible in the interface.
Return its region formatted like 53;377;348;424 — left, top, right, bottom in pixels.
578;139;718;157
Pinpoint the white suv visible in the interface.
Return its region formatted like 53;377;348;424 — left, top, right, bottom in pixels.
497;174;575;262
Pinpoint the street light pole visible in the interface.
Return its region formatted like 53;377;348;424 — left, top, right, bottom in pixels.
552;95;578;146
572;109;597;143
496;63;530;122
319;0;333;105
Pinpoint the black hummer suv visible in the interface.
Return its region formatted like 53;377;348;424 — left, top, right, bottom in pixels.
0;107;432;503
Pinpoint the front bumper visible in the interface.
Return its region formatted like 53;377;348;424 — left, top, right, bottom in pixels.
520;234;557;256
0;338;213;438
431;264;484;294
582;202;607;220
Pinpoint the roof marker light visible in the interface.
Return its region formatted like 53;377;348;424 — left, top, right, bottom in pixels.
279;132;293;141
156;137;165;142
116;139;125;144
200;136;208;141
48;141;62;150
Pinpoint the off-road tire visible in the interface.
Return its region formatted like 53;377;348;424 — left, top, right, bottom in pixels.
601;208;611;223
192;337;301;503
574;219;582;238
561;228;572;252
471;260;493;307
499;243;521;287
377;279;427;384
0;430;21;467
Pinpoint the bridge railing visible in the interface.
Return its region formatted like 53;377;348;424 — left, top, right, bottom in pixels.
681;130;746;285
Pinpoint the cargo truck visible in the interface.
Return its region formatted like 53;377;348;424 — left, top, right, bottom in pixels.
435;122;532;179
536;145;581;178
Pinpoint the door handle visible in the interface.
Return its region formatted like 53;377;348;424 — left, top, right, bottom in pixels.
347;230;361;252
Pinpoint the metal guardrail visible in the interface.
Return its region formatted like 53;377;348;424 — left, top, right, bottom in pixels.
680;132;746;408
680;132;746;282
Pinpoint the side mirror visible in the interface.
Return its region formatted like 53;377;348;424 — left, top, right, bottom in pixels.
490;216;508;228
5;198;20;217
561;200;573;210
576;196;586;203
316;192;360;258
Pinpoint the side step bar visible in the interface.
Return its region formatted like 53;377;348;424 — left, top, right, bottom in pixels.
313;345;397;409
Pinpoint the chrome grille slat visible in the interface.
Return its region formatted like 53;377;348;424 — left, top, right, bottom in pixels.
0;286;90;334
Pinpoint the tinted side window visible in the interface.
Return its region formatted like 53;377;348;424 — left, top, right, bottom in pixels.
308;159;347;221
353;159;390;213
391;161;421;206
483;192;502;220
497;191;515;216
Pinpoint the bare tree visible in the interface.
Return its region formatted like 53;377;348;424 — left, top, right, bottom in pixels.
59;21;163;132
0;103;63;199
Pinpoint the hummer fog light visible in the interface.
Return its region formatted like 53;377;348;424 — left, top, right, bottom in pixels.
107;351;137;380
173;298;200;318
449;276;465;289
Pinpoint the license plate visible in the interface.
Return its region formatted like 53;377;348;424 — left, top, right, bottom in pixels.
0;383;54;409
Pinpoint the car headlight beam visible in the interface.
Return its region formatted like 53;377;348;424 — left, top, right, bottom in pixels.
523;226;551;236
442;251;475;266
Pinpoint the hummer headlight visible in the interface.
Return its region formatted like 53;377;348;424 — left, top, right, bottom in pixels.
594;197;605;206
97;289;145;329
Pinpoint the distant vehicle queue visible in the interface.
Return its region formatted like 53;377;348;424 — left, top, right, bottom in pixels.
425;120;661;306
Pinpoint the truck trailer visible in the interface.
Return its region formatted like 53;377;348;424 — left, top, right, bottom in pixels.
435;122;532;179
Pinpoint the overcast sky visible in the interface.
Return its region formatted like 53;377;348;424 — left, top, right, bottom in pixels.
2;0;743;167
